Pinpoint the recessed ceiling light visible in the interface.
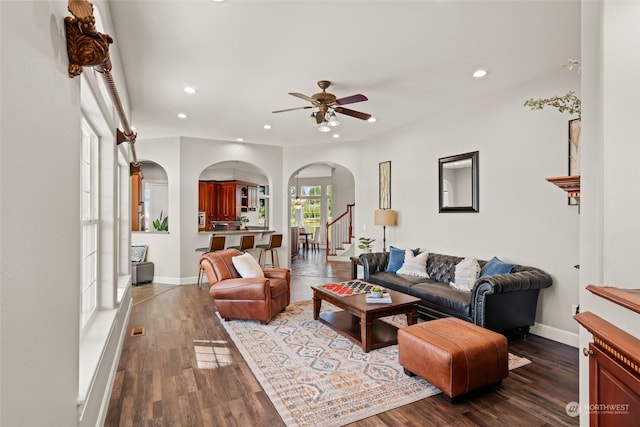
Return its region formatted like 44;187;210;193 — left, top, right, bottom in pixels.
472;69;488;78
211;0;228;3
236;138;244;142
184;86;197;94
367;117;377;123
332;134;340;139
177;113;187;119
263;124;271;130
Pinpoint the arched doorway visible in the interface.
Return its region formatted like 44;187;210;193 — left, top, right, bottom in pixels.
289;162;355;258
133;160;169;232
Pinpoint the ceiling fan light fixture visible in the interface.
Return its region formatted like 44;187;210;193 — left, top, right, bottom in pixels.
317;123;331;132
327;112;340;127
309;113;318;126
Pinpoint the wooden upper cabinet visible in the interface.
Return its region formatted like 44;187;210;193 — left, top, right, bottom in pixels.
219;182;237;221
238;183;258;212
198;180;258;226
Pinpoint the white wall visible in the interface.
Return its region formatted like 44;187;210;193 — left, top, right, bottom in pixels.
1;1;131;426
579;1;640;424
132;136;284;284
285;70;581;345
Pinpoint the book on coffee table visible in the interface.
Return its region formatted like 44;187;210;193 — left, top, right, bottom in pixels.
365;293;392;304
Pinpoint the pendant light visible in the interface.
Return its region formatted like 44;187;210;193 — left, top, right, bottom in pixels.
293;172;305;210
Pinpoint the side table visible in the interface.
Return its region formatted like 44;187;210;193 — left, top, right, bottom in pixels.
350;256;362;280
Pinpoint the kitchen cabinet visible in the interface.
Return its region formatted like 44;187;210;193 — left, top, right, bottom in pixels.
219;182;238;221
238;184;258;212
199;180;259;226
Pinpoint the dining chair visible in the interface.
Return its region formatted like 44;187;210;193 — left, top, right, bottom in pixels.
256;233;283;268
298;227;307;251
309;226;323;251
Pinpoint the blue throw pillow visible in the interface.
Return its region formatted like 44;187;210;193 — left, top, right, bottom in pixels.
480;256;516;277
386;246;421;272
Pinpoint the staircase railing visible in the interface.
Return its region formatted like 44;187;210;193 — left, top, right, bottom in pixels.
325;204;355;258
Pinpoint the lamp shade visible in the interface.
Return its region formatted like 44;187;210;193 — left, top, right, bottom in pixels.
374;209;397;226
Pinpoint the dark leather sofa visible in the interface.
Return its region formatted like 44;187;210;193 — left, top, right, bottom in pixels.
359;252;553;333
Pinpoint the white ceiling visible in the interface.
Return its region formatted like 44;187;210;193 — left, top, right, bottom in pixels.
107;0;580;147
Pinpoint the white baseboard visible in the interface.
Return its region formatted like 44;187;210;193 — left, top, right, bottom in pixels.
530;322;579;348
152;276;195;285
327;256;350;262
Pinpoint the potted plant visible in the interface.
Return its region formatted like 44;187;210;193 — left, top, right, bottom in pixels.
238;215;250;230
358;237;375;253
153;210;168;231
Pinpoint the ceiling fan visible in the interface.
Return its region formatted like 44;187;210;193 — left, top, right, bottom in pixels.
273;80;371;131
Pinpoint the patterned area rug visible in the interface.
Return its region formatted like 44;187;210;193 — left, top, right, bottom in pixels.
219;300;530;427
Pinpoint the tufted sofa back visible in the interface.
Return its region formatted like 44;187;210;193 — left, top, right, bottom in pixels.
427;253;465;284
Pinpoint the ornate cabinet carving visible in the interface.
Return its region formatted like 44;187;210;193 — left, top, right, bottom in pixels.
575;285;640;425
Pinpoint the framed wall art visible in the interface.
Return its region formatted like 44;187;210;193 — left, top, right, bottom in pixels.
379;161;391;209
568;118;581;205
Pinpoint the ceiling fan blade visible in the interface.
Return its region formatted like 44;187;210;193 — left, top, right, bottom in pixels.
333;94;368;106
333;107;372;121
272;106;313;113
316;111;325;124
289;92;317;103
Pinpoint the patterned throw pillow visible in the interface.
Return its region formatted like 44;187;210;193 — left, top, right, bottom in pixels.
386;246;421;272
396;250;430;278
449;257;481;292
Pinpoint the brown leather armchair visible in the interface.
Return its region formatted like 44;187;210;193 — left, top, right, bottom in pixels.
199;249;290;324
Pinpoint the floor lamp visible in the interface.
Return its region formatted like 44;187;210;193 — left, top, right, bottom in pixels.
374;209;397;252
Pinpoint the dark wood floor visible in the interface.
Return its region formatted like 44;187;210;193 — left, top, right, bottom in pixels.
105;250;579;426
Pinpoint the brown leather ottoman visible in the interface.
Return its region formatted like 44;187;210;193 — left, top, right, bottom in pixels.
398;317;508;401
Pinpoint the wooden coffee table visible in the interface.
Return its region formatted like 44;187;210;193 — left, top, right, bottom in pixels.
311;283;420;352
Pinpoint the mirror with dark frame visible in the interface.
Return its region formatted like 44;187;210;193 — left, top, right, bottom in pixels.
439;151;479;213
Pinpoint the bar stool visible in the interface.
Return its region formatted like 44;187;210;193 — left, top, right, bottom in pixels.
198;235;226;288
227;234;255;253
256;233;283;268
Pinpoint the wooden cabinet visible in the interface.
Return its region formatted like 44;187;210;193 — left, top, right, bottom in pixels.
219;182;238;221
199;180;258;226
575;286;640;426
237;183;258;212
131;171;143;231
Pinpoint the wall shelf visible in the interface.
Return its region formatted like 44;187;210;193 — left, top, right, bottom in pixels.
546;175;580;198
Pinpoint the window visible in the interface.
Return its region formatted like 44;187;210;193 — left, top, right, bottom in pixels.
291;182;327;230
80;118;98;332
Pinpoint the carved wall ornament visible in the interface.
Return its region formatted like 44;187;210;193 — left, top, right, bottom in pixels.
64;0;139;175
64;15;112;77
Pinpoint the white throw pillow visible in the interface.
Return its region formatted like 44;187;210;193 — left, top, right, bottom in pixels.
449;257;481;292
232;252;265;278
396;250;430;278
